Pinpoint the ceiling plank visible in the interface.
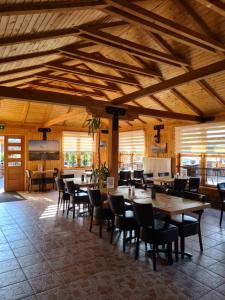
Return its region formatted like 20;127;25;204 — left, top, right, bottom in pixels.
0;85;201;121
45;61;141;86
0;1;107;16
79;28;188;67
59;48;161;78
36;72;122;92
105;0;225;52
112;59;225;105
196;0;225;18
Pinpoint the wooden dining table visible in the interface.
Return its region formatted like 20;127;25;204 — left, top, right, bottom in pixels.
148;176;189;185
63;177;95;188
109;186;211;216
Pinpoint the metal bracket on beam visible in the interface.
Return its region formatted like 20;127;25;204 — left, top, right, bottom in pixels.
105;106;126;130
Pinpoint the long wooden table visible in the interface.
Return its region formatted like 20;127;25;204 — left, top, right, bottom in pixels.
110;186;211;216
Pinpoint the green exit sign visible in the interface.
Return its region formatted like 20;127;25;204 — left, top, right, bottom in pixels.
0;124;5;129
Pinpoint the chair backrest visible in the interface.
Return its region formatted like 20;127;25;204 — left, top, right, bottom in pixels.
133;170;144;179
25;169;31;179
119;171;131;181
55;177;65;192
158;172;169;177
133;202;154;228
61;174;75;179
65;180;75;195
183;191;207;202
189;177;201;192
217;182;225;201
173;178;187;194
53;168;59;177
88;189;102;207
108;194;125;216
143;173;153;184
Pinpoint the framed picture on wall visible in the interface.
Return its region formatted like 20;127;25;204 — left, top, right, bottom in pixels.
151;143;167;153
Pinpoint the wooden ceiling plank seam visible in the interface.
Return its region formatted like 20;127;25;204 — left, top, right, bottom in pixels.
22;102;30;124
0;85;201;121
112;59;225;105
105;0;225;52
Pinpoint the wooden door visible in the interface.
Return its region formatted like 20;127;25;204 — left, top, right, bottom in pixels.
4;136;25;192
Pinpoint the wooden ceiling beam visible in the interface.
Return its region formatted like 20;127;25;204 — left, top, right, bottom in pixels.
0;85;201;121
44;112;78;127
196;0;225;18
45;61;140;86
0;66;45;77
36;72;122;93
112;59;225;105
0;1;107;15
0;50;59;65
148;32;225;107
28;82;105;98
79;28;188;67
59;48;161;78
105;0;225;53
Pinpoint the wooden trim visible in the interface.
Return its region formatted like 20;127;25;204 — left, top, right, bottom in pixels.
0;66;45;77
0;85;201;121
112;59;225;105
59;48;161;78
44;112;78;127
105;0;225;52
45;61;141;86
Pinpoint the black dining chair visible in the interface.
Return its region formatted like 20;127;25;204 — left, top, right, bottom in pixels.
25;169;42;192
88;189;113;238
171;191;207;258
133;202;178;271
217;183;225;227
108;194;138;252
167;178;188;197
55;177;70;213
65;180;89;219
188;177;201;193
118;171;131;186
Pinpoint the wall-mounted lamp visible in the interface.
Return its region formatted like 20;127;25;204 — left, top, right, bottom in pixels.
153;124;164;143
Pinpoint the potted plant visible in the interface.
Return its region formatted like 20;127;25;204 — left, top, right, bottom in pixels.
85;117;109;188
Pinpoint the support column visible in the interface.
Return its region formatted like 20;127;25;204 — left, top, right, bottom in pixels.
108;118;119;187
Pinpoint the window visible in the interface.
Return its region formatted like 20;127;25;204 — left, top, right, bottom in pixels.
63;132;94;168
176;122;225;186
119;130;145;170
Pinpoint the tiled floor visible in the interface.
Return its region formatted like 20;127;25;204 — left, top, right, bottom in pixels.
0;191;225;299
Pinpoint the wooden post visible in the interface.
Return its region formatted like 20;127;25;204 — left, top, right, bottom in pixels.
108;118;119;187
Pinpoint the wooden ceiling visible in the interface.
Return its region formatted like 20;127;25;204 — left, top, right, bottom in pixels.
0;0;225;130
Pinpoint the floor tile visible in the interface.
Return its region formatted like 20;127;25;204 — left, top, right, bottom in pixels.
0;258;21;274
28;272;62;294
0;281;34;300
23;261;53;279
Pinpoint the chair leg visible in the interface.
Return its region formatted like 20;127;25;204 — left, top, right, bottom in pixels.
153;243;157;271
167;243;173;265
57;192;61;209
220;203;224;227
198;226;203;252
99;222;103;238
175;240;179;262
135;229;140;260
180;236;185;259
73;203;75;219
123;230;126;252
110;224;115;244
89;207;93;232
145;242;148;252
